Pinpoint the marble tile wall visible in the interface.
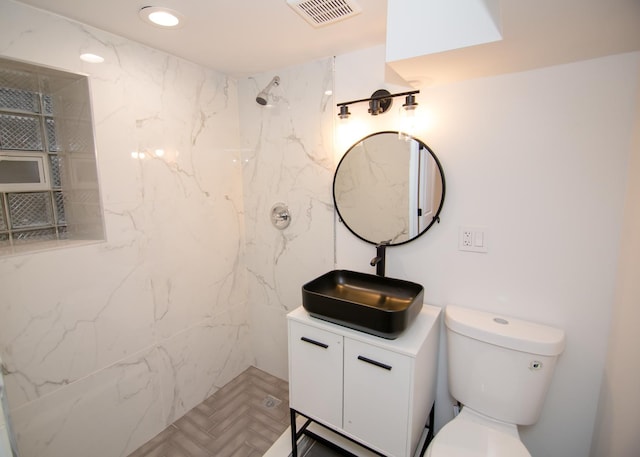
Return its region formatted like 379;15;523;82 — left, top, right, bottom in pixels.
238;61;336;380
0;1;252;456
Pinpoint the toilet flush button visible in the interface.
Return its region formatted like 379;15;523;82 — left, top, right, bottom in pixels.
529;361;543;370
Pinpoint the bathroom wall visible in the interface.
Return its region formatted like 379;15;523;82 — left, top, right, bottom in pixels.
335;45;640;457
2;4;638;457
1;356;18;457
0;2;252;456
237;61;336;380
589;67;640;457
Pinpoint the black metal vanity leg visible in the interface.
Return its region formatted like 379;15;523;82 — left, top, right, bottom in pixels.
290;408;298;457
419;403;436;456
427;403;435;442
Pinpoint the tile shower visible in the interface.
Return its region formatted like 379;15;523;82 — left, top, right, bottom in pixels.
0;1;334;456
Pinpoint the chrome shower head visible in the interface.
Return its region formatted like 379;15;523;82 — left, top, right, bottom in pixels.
256;76;280;105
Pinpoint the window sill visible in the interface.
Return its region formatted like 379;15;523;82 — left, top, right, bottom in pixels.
0;238;105;259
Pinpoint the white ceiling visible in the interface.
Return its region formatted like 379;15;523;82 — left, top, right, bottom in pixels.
14;0;388;77
13;0;640;82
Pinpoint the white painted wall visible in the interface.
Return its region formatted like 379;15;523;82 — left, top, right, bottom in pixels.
590;65;640;457
386;0;502;62
335;45;639;457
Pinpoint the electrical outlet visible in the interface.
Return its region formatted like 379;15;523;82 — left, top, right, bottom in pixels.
459;227;488;253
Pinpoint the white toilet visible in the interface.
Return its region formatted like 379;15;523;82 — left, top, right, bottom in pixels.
426;305;565;457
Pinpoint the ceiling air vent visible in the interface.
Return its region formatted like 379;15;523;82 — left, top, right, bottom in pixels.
287;0;362;28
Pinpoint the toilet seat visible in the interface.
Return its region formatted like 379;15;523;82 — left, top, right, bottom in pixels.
426;408;531;457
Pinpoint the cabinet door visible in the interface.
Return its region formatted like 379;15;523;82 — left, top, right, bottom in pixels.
288;321;343;429
343;338;412;457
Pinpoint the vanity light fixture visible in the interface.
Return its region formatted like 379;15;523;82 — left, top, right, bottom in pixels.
337;89;419;119
338;105;351;119
403;93;418;111
139;6;184;28
399;93;420;140
368;89;392;115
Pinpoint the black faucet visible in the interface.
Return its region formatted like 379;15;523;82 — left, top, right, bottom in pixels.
370;241;391;277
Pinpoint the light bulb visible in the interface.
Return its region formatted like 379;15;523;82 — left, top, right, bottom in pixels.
139;7;184;28
399;106;418;141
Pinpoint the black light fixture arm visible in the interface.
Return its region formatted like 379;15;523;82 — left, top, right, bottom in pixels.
337;89;419;108
337;89;419;118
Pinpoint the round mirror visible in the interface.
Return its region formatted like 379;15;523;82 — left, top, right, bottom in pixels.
333;131;445;246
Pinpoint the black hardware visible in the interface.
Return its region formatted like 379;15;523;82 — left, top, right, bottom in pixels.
300;337;329;349
290;404;435;457
290;408;387;457
357;355;392;371
290;409;313;457
419;404;436;456
368;89;392;115
337;90;420;112
370;241;389;277
332;131;446;247
303;429;360;457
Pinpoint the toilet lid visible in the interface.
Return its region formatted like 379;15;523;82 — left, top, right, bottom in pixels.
428;412;531;457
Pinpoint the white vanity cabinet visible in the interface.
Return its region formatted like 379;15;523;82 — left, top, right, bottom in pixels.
288;320;343;429
288;305;441;457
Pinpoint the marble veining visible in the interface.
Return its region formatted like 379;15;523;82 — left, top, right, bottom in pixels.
0;0;337;455
238;59;336;380
0;1;251;456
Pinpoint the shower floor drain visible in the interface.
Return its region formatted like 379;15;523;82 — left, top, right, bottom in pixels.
262;394;282;409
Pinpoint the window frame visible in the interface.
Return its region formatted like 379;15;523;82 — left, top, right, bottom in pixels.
0;56;105;254
0;152;51;192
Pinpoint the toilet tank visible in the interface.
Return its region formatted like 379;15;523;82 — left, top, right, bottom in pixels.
445;305;565;425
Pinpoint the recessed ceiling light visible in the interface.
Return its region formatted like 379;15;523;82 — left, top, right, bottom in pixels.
139;6;184;28
80;53;105;63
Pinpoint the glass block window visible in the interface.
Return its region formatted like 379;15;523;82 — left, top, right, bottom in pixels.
0;68;63;243
0;87;40;113
7;192;53;228
0;114;43;150
0;56;104;251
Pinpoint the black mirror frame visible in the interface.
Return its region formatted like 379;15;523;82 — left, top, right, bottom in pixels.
333;131;446;247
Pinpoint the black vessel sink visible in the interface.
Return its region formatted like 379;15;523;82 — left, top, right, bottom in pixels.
302;270;424;339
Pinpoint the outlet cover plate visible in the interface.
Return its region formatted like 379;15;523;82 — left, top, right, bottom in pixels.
459;226;488;253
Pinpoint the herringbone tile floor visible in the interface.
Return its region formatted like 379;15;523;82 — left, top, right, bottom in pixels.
128;366;290;457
